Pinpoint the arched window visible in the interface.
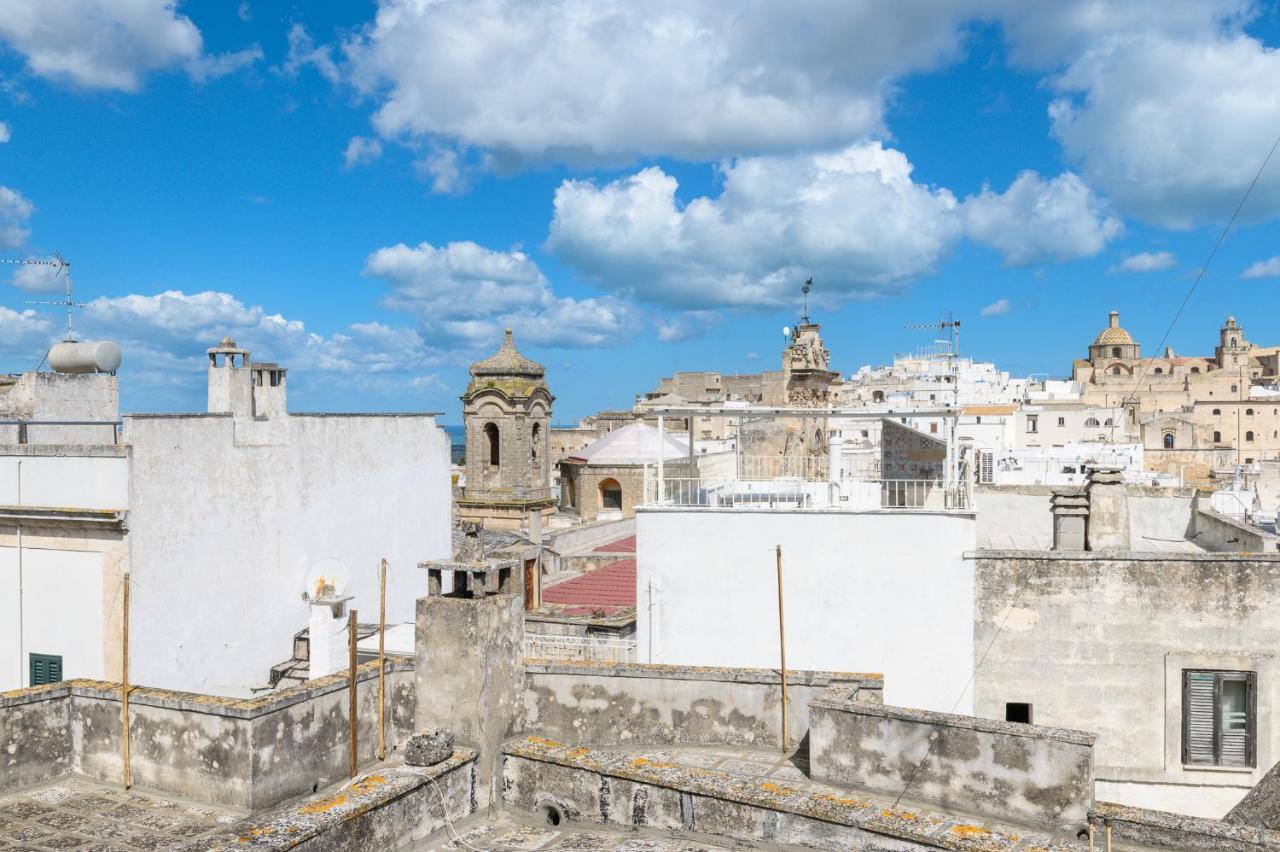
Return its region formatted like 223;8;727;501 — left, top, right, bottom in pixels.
1246;431;1255;443
564;477;576;508
1163;432;1175;449
872;390;885;403
1104;418;1114;426
1231;337;1239;348
1212;408;1221;415
1246;408;1255;416
484;422;500;466
814;429;823;446
599;477;623;510
531;422;541;462
1084;417;1100;427
1109;366;1123;375
1213;431;1222;443
1153;367;1163;374
1111;347;1121;358
1191;367;1201;373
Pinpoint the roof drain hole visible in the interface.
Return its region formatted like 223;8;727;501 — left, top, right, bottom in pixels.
539;802;564;826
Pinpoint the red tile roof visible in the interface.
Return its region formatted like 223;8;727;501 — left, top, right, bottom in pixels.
595;535;636;553
542;558;636;611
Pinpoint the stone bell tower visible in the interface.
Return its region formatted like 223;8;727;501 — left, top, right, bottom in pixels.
456;329;556;530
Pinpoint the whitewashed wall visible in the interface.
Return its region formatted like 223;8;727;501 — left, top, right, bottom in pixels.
636;508;977;713
125;413;452;695
0;453;129;510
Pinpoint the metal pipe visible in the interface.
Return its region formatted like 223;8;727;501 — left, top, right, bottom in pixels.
15;459;23;686
122;573;131;789
377;560;387;761
776;545;788;751
348;609;359;778
657;415;665;504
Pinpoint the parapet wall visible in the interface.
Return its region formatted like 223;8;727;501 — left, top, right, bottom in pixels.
809;686;1095;832
525;660;882;750
0;660;416;810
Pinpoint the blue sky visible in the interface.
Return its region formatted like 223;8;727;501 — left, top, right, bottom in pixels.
2;1;1280;422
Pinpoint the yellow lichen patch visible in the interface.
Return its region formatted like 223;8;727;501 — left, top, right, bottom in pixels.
524;735;562;749
950;825;990;838
566;747;590;759
631;757;651;767
760;781;795;796
349;775;386;796
297;793;349;814
882;808;917;821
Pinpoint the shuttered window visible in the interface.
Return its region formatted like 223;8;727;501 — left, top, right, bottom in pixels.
1183;670;1255;768
978;451;993;484
29;653;63;687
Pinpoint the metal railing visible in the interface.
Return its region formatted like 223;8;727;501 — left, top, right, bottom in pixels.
523;634;637;663
642;471;969;511
736;454;829;481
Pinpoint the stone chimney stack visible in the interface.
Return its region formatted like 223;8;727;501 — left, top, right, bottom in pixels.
1050;490;1089;551
1085;467;1130;551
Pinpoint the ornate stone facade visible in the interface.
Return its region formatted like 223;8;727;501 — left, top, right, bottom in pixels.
457;329;556;530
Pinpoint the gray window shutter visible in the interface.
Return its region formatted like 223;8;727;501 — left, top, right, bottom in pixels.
1219;674;1252;767
1185;671;1217;764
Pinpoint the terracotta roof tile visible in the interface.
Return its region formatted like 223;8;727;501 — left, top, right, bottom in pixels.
543;558;635;609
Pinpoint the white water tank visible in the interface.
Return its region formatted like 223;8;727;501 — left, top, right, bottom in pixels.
48;340;122;374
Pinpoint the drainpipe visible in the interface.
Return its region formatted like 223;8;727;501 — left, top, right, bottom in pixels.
16;459;23;687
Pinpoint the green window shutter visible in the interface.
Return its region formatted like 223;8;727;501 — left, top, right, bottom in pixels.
28;653;64;687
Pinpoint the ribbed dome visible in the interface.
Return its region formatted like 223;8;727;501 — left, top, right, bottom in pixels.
1093;311;1134;346
470;329;544;378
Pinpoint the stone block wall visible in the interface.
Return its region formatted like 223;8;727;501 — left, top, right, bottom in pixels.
525;661;882;750
809;686;1095;832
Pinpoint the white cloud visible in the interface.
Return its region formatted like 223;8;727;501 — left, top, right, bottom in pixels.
980;298;1011;317
657;311;721;343
1041;11;1280;226
362;240;635;348
0;305;51;359
1112;251;1176;273
345;0;971;164
1242;256;1280;279
962;171;1122;266
0;0;258;91
237;3;252;23
548;144;1117;312
187;46;263;83
283;23;341;84
414;148;465;194
0;187;34;248
343;136;383;169
10;262;63;292
0;122;9;143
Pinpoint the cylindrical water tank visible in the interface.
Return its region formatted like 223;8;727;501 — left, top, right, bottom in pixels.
48;340;122;374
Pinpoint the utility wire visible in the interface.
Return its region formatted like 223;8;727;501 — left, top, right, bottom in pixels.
1107;128;1280;446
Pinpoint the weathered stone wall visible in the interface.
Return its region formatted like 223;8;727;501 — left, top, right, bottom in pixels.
525;661;882;750
0;661;416;811
1096;801;1280;851
0;683;72;795
1196;509;1279;553
808;687;1095;832
974;551;1280;818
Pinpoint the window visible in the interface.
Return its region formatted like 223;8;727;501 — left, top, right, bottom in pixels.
29;653;62;686
1213;408;1221;415
1183;670;1255;767
1026;415;1038;434
1104;418;1114;427
1154;367;1164;374
1084;417;1100;427
1112;347;1121;358
1005;702;1032;725
978;451;993;484
1232;384;1239;393
1110;366;1123;375
1192;367;1201;373
1247;408;1255;416
929;423;938;434
1057;417;1065;427
872;391;885;403
531;422;541;462
976;416;982;424
1164;432;1175;449
484;422;500;466
599;478;623;510
1247;431;1255;442
1214;431;1222;443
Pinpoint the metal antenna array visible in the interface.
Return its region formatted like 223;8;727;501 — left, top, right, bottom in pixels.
801;277;813;325
904;311;961;357
1;252;82;341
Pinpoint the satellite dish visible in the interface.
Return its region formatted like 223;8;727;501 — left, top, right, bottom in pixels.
304;558;350;601
782;326;791;338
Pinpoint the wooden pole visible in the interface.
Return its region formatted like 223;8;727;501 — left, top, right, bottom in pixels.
122;573;132;790
776;545;788;752
348;609;358;778
377;559;387;761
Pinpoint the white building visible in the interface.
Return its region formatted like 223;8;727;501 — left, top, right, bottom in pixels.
844;349;1029;409
0;338;452;695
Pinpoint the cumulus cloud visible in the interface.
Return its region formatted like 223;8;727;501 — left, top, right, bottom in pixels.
0;187;34;248
187;46;263;84
0;0;259;91
1041;8;1280;226
962;171;1122;266
10;262;64;293
343;136;383;169
1112;251;1176;273
282;23;341;84
980;298;1011;317
548;144;1116;312
345;0;972;164
1242;256;1280;279
657;311;722;343
0;306;51;359
362;240;635;348
0;123;9;144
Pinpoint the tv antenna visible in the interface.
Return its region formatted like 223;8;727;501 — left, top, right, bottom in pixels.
904;311;961;357
801;277;813;325
2;252;82;341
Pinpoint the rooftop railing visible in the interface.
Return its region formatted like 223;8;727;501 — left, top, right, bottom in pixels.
642;470;969;512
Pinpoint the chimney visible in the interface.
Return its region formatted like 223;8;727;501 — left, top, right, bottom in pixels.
1109;311;1120;329
1085;467;1130;551
1050;489;1089;551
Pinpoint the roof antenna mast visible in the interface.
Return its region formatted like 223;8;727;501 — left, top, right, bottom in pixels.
801;277;812;325
2;251;82;341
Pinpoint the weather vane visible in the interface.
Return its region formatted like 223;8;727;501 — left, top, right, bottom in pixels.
801;277;812;325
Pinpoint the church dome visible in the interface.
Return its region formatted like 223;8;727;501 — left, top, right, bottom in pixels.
1093;311;1134;346
470;328;544;378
